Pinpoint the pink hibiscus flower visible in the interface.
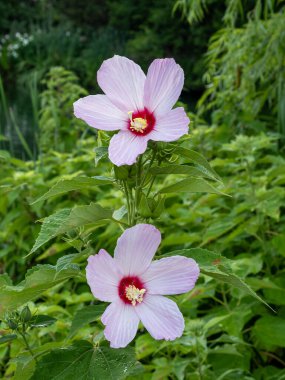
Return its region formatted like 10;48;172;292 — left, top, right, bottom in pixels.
86;224;199;348
74;55;189;166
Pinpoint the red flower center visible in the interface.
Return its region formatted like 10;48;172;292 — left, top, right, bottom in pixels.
118;276;146;306
127;108;155;136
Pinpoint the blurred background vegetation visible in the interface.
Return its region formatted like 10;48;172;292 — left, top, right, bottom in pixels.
1;0;285;379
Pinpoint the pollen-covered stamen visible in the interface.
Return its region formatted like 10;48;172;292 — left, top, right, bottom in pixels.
125;285;146;306
127;108;155;136
128;111;148;133
118;275;146;305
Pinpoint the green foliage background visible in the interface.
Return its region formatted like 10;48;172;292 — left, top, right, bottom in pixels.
0;1;285;379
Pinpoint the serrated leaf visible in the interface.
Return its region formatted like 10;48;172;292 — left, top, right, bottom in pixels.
30;209;71;254
30;204;113;254
61;203;112;232
0;264;80;316
159;177;226;195
31;177;113;205
69;305;107;338
164;248;273;310
0;334;17;344
56;253;82;272
175;147;221;182
30;315;57;327
31;340;137;380
151;164;218;181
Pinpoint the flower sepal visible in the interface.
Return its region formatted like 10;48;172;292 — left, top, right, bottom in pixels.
139;194;165;219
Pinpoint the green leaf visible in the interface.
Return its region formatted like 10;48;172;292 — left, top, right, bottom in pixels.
30;204;113;254
0;273;12;287
159;177;226;195
31;176;113;205
61;203;112;231
263;276;285;305
253;316;285;349
14;357;35;380
0;264;80;316
112;206;127;221
0;334;17;344
69;304;107;338
56;253;82;272
164;248;273;310
174;147;221;182
30;209;71;254
94;146;108;166
151;164;218;181
30;315;57;327
31;340;137;380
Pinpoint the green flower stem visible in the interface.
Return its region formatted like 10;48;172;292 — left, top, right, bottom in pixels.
122;180;131;225
147;156;161;197
133;155;143;224
19;329;37;363
141;146;157;187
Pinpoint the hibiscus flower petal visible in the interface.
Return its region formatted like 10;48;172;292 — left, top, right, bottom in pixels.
102;300;140;348
141;256;199;295
86;249;122;302
73;95;127;131
136;295;184;340
114;224;161;276
108;131;148;166
144;58;184;117
149;107;189;142
97;55;146;113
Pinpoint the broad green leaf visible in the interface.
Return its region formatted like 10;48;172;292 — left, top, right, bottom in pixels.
0;334;17;344
253;316;285;349
31;340;137;380
174;147;221;182
30;209;71;254
31;176;113;204
164;248;272;310
14;357;35;380
56;253;82;272
201;215;245;246
159;177;226;195
151;164;218;181
69;304;107;338
0;264;80;316
30;204;113;254
30;315;57;327
263;275;285;305
61;203;112;231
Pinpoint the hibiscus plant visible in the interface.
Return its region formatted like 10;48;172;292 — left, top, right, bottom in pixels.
1;56;272;378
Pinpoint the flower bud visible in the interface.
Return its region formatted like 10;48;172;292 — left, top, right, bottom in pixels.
20;306;32;323
7;319;18;330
